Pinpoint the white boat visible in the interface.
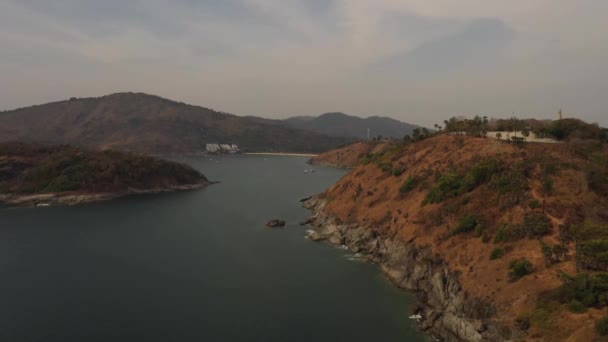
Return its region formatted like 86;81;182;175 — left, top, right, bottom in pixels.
304;170;308;173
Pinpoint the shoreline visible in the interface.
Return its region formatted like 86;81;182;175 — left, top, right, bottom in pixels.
0;183;208;208
302;195;511;341
244;152;319;157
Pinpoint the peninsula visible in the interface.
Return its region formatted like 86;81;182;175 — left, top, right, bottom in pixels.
0;143;208;207
304;117;608;341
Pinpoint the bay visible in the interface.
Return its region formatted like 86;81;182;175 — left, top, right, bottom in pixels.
0;155;424;341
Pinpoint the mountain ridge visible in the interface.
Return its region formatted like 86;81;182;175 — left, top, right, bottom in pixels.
282;112;422;139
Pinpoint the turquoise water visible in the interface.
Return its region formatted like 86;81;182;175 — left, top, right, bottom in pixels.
0;155;424;341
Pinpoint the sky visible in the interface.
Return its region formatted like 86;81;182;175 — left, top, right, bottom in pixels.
1;0;607;127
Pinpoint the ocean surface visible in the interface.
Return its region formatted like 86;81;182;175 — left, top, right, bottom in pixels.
0;155;424;341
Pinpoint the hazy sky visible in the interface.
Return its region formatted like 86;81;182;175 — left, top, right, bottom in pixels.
1;0;607;127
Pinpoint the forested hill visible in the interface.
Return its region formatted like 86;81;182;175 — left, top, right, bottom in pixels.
0;142;207;195
0;93;351;154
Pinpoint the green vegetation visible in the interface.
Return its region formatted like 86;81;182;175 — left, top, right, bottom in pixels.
597;316;608;336
508;258;533;281
441;116;489;137
567;300;586;313
522;212;552;237
0;143;206;194
461;158;501;192
360;153;381;165
452;214;478;235
528;199;540;209
492;214;552;243
572;222;608;271
423;171;462;204
523;299;560;330
474;223;484;238
558;272;608;309
536;118;604;141
489;162;529;207
399;176;416;194
423;158;505;205
391;166;405;176
540;240;568;266
490;248;505;260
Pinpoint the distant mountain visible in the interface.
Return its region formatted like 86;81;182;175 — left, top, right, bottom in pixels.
0;93;351;154
282;112;421;139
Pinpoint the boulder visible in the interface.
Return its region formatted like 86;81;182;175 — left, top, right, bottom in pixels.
265;219;286;228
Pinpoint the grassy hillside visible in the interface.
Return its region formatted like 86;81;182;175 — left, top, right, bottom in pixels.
315;130;608;340
0;93;351;154
309;140;396;168
0;142;207;195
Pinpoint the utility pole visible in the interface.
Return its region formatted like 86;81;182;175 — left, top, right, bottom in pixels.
367;128;370;141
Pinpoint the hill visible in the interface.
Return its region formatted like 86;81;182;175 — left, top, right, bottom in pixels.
0;93;351;154
283;112;422;139
303;133;608;341
0;142;208;206
309;140;396;168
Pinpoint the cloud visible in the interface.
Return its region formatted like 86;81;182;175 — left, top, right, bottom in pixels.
0;0;606;127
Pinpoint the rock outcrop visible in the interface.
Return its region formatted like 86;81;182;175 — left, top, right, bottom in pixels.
303;196;512;341
265;219;286;228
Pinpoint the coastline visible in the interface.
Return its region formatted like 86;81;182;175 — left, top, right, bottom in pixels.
244;152;319;157
307;159;352;169
0;183;207;208
302;195;512;342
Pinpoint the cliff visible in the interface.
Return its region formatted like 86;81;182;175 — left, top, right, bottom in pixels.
304;134;608;341
0;142;208;207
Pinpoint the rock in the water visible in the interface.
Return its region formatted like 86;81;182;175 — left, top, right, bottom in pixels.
265;219;286;228
299;217;314;226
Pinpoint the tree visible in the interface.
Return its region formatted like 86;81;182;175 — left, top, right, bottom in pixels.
412;128;422;141
541;241;553;266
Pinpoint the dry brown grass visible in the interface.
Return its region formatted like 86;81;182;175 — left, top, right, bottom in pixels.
319;135;608;340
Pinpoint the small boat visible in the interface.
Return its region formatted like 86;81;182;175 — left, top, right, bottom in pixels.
304;170;308;173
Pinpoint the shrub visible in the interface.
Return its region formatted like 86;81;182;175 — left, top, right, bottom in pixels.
494;226;507;243
378;162;392;173
474;224;484;238
558;272;608;308
423;171;462;204
399;176;416;194
528;199;540;209
597;316;608;336
361;153;379;165
452;214;478;235
490;248;505;260
508;258;533;281
461;158;501;192
522;212;552;237
515;315;531;331
490;163;529;206
542;177;554;196
392;167;405;177
567;300;586;313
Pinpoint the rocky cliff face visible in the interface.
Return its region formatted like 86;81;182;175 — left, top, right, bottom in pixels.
304;196;513;341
